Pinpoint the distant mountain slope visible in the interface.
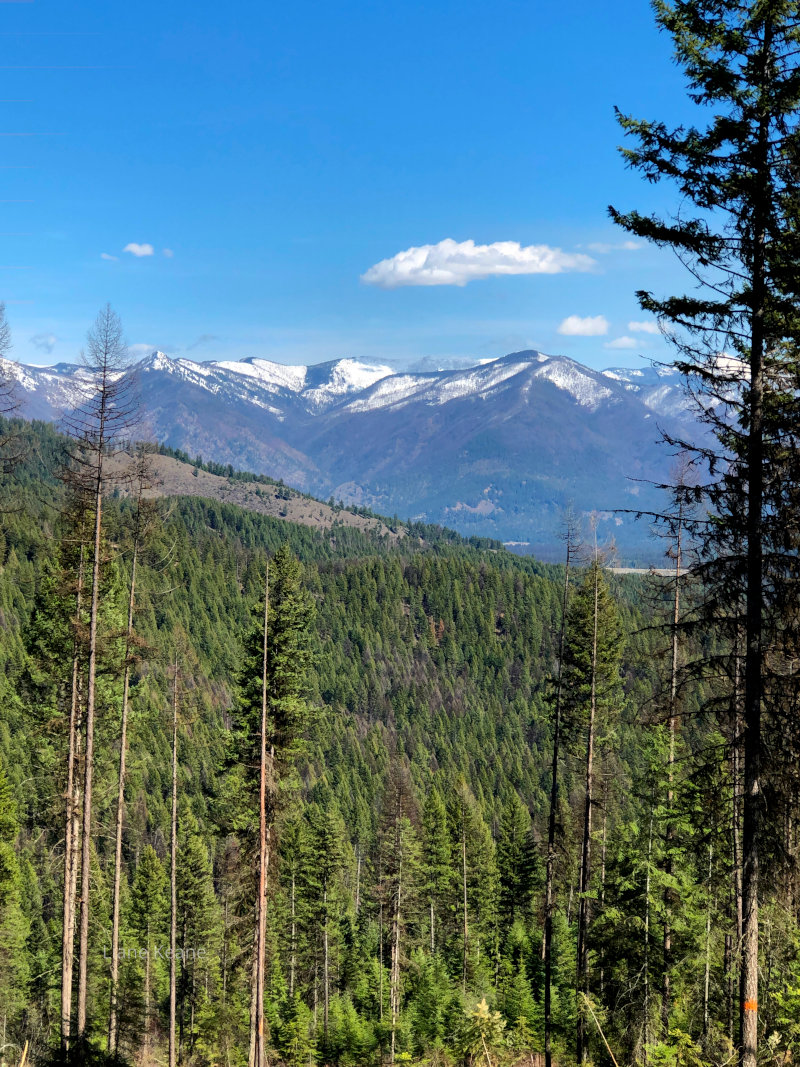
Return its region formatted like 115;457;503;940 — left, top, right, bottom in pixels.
107;452;400;540
1;349;699;555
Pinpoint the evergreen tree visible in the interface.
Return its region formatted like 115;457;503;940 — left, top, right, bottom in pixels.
0;755;29;1034
562;557;623;1063
127;845;169;1056
611;5;800;1063
305;802;347;1054
176;825;223;1060
236;544;314;1067
421;788;452;955
496;793;537;934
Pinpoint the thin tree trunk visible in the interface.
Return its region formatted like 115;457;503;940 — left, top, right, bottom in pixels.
76;471;104;1037
378;879;384;1022
61;536;86;1051
732;637;744;1046
725;932;734;1043
323;886;330;1042
599;779;608;998
290;866;296;998
248;899;259;1067
355;846;362;916
576;560;599;1065
462;811;468;994
544;533;572;1067
67;732;81;1032
254;566;269;1067
169;658;179;1067
390;828;403;1064
144;918;152;1053
703;845;714;1039
663;501;682;1035
643;805;654;1060
108;541;138;1053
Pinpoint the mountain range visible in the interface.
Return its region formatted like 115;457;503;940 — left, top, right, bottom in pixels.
2;348;697;559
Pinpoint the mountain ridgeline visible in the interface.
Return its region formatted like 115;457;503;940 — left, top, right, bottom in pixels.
1;349;696;559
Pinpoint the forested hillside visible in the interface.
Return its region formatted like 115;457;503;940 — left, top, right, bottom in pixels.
1;408;798;1067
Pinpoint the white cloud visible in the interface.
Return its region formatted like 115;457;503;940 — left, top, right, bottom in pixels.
123;242;155;257
30;332;57;354
586;240;639;253
557;314;609;337
604;336;639;350
100;252;118;261
628;320;660;335
127;343;157;360
360;238;596;289
163;248;174;258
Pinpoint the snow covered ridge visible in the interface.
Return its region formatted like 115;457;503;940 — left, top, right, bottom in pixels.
135;349;635;413
601;364;691;418
135;351;396;415
3;349;692;421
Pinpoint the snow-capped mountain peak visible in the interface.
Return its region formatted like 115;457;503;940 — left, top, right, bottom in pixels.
601;363;689;417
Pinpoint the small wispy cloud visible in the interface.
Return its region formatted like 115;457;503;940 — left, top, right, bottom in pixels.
586;240;640;254
30;332;57;354
361;238;596;289
604;336;639;350
124;242;155;258
163;248;174;258
628;320;660;335
186;333;218;351
558;314;609;337
100;252;118;261
127;343;157;360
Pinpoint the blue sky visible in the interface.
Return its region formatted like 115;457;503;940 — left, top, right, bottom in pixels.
3;0;695;370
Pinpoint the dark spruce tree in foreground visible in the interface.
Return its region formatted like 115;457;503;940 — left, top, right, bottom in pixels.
612;3;800;1064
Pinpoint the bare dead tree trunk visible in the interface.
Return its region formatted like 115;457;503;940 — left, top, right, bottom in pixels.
378;862;384;1022
76;468;104;1037
544;525;574;1067
663;498;683;1035
248;899;259;1067
67;304;136;1040
253;566;269;1067
390;830;403;1064
643;804;654;1060
169;657;179;1067
61;535;86;1051
725;932;734;1043
703;845;714;1039
732;639;743;1048
108;448;153;1054
576;558;600;1065
108;533;139;1053
323;885;330;1042
599;775;608;999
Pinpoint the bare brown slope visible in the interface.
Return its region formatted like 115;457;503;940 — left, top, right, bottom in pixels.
112;453;400;539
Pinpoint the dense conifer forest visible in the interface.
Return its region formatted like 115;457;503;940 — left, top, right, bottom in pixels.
5;3;800;1066
0;407;797;1067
